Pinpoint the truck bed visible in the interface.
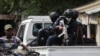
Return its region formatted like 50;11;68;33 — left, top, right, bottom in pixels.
30;46;100;56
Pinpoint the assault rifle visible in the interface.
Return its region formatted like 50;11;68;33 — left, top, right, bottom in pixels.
58;19;69;45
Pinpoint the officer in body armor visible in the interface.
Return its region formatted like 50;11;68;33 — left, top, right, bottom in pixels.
46;9;83;46
36;12;60;46
64;9;83;45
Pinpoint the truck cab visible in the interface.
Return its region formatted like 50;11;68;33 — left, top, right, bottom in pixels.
17;16;100;56
17;16;52;45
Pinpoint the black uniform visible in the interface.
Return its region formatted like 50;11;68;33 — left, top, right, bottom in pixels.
36;12;60;46
46;9;83;46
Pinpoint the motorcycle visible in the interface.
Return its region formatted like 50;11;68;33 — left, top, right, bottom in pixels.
0;39;40;56
0;44;40;56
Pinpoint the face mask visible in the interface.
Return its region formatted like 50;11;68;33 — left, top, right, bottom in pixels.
66;18;72;22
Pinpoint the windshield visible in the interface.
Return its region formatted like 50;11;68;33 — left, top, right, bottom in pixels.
17;24;26;42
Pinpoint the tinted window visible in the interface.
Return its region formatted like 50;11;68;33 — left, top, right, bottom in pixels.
44;23;52;29
32;23;42;37
32;23;52;37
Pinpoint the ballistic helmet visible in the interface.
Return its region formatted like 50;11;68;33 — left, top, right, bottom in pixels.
63;9;73;18
49;12;59;23
72;9;79;19
63;9;79;19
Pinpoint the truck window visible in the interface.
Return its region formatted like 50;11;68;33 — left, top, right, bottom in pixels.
32;23;52;37
32;23;42;37
44;23;52;29
17;25;25;42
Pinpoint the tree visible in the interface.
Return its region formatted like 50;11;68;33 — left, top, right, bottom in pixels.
0;0;34;23
0;0;95;17
23;0;95;15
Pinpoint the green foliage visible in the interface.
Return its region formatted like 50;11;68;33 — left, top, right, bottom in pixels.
0;0;33;14
0;0;14;14
0;0;95;15
22;0;95;15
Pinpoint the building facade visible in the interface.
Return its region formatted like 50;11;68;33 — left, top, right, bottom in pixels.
74;0;100;46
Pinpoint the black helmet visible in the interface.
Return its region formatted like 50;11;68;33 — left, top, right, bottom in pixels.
72;9;79;19
63;9;79;19
49;12;59;23
63;9;73;18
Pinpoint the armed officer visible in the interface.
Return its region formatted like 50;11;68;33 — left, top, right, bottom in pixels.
36;12;60;46
46;9;83;46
